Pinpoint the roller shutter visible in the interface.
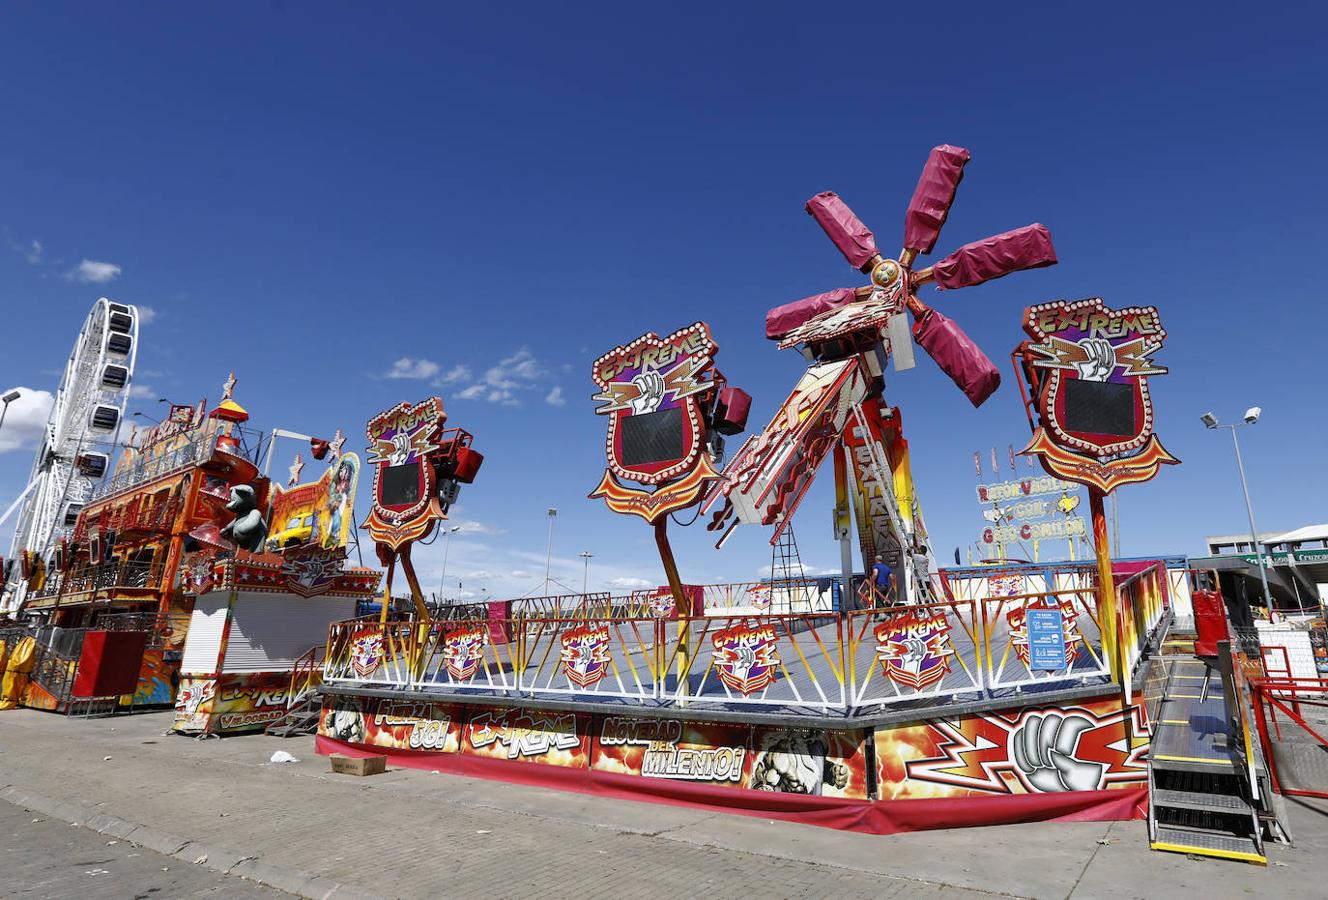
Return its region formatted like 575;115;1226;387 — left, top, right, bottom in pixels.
180;594;229;675
220;592;356;673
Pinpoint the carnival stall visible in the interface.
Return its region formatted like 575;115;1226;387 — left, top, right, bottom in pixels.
172;553;379;736
13;377;261;711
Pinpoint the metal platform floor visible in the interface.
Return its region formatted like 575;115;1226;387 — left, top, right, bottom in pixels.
1151;664;1238;772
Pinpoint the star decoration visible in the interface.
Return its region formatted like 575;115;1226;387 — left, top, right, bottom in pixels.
288;452;305;485
221;371;237;401
328;428;346;461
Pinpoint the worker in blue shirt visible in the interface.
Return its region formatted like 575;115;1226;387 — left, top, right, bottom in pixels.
871;554;893;606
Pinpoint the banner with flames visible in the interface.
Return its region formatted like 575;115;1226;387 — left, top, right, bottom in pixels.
874;693;1147;799
461;707;592;768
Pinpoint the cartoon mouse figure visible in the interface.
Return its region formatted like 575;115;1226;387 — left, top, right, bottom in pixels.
220;484;268;553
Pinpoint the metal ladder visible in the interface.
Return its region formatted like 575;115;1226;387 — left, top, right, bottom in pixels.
847;402;936;604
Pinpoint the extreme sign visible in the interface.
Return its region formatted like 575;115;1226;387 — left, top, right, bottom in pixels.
363;398;446;549
589;322;724;523
1018;298;1178;493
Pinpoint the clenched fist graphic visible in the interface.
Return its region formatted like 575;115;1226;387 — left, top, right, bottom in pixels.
1010;711;1107;793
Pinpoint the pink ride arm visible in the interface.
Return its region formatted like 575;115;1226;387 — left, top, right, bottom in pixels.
765;287;856;340
932;224;1057;290
904;145;971;256
912;308;1001;407
805;192;879;269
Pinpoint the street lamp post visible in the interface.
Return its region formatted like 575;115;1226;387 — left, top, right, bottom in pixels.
579;550;593;595
1202;407;1273;608
437;525;462;604
542;508;557;595
0;389;21;433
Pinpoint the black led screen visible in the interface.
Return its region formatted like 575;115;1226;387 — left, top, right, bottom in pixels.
1062;379;1136;437
620;407;685;466
380;463;421;506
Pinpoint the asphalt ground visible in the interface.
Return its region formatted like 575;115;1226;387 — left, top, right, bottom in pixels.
1;708;1326;899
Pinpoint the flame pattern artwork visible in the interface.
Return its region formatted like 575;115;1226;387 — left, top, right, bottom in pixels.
874;695;1147;799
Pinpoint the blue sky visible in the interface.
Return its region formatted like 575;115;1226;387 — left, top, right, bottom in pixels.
2;4;1325;600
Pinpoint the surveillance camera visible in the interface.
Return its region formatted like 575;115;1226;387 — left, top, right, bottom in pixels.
1244;406;1261;425
1200;412;1218;429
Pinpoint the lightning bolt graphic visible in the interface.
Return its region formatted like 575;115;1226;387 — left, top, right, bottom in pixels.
1028;335;1090;369
1113;338;1168;376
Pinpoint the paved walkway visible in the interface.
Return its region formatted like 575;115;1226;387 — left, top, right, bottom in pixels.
1;709;1326;898
0;798;287;898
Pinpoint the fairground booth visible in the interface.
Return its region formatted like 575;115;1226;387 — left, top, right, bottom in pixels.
7;371;379;727
12;384;260;713
172;553;379;737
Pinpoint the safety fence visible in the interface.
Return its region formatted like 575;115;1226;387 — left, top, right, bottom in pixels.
1115;562;1171;698
323;576;1148;714
1248;676;1328;799
846;599;984;710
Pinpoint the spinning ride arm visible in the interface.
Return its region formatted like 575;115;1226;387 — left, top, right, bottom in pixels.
790;145;1058;409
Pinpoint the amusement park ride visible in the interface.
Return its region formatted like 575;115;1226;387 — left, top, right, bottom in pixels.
3;299;139;613
10;145;1284;862
702;144;1057;603
304;143;1202;845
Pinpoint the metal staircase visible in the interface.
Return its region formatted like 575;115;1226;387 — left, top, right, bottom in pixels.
1147;654;1267;864
264;644;324;739
265;691;321;738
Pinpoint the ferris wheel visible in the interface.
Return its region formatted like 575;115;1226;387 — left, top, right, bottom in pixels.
3;298;139;611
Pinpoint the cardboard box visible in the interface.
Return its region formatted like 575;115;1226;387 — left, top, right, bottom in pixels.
330;753;386;777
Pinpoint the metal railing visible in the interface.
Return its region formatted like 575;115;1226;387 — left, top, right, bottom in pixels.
323;580;1126;714
28;558;169;603
980;587;1110;691
1115;562;1169;678
847;598;984;710
663;613;844;711
92;429;222;500
287;644;325;709
1248;675;1328;799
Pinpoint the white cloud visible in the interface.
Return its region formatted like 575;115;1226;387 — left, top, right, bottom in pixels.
434;364;471;384
447;347;560;406
383;357;441;380
448;517;504;536
128;383;157;399
66;259;122;284
136;305;158;324
606;576;653;590
0;388;53;453
6;235;42;264
509;569;533;579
